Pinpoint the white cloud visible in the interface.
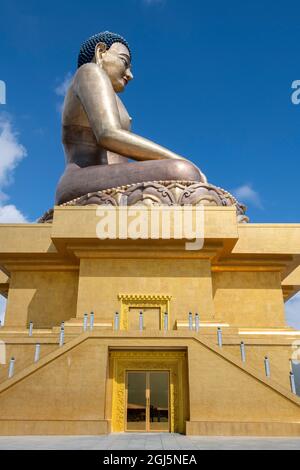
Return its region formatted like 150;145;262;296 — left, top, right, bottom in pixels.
0;295;6;325
285;292;300;330
55;72;73;97
55;72;73;114
0;204;27;223
231;183;263;209
0;116;28;222
0;116;27;325
0;117;27;187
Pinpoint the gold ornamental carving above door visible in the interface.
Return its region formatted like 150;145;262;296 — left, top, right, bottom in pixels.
118;294;172;331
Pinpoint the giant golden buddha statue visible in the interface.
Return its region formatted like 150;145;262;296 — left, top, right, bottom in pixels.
40;31;246;221
55;31;206;205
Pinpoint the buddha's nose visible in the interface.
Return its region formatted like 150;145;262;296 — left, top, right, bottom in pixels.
126;69;133;81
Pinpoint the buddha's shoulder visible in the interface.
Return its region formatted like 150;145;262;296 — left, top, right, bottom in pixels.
75;63;106;80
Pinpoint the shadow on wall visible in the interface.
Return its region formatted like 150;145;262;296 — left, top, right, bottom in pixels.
25;271;78;328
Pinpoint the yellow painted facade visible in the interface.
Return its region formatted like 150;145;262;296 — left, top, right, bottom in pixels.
0;206;300;436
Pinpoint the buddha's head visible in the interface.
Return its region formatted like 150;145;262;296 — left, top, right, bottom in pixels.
78;31;133;93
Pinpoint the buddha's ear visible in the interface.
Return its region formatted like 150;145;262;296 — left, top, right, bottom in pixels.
95;42;107;64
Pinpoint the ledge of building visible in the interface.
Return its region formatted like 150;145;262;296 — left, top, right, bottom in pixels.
0;206;299;299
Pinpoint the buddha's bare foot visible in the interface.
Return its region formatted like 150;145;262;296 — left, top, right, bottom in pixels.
55;159;204;205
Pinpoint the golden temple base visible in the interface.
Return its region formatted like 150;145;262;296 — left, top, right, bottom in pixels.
0;206;300;436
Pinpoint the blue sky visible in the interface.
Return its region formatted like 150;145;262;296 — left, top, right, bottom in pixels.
0;0;300;324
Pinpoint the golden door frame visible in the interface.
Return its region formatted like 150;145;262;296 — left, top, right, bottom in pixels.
125;370;170;432
110;350;186;433
118;294;172;331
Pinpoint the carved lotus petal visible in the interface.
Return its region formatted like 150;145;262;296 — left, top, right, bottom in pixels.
178;184;223;206
38;180;248;223
84;192;117;206
124;182;176;206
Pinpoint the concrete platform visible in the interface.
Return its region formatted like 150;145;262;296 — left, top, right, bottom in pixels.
0;433;299;450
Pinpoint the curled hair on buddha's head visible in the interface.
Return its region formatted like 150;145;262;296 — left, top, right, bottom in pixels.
77;31;131;68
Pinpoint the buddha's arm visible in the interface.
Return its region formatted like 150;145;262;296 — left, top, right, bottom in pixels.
73;64;187;162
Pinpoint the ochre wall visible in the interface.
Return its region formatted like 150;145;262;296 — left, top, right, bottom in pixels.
0;344;57;382
76;258;215;327
0;340;108;424
0;337;294;393
187;342;300;422
212;271;286;327
223;344;293;390
5;270;79;328
0;336;299;436
0;262;291;331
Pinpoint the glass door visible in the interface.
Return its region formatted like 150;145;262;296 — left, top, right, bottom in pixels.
149;371;169;431
126;371;170;432
126;372;147;431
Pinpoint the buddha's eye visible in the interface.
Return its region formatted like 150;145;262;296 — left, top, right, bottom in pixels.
120;57;128;67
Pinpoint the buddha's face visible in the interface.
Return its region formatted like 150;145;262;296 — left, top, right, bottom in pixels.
97;42;133;93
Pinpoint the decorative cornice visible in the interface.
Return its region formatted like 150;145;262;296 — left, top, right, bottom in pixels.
118;293;172;302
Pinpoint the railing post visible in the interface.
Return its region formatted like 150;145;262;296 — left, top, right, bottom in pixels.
90;312;95;331
240;342;246;363
139;311;144;331
114;312;119;331
83;313;88;332
195;313;200;332
290;371;297;395
217;327;223;347
34;343;41;362
29;321;33;337
264;356;271;377
8;357;15;378
164;312;168;331
188;312;193;331
59;322;65;347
